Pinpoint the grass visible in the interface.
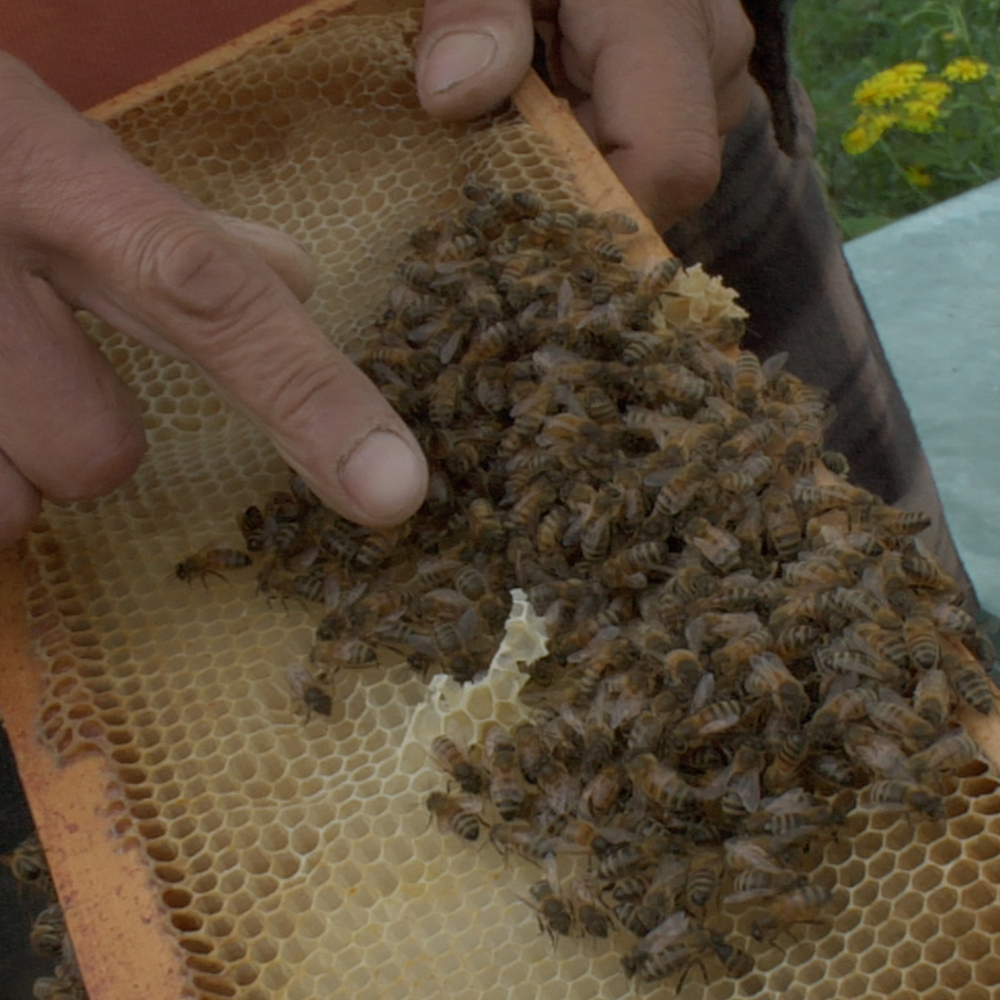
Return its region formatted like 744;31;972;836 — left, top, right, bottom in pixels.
790;0;1000;237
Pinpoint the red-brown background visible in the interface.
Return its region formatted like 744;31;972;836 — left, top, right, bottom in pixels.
1;1;303;109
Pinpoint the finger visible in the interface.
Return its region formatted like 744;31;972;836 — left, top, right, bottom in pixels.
559;0;755;229
0;60;428;529
45;187;428;527
208;212;318;304
0;450;42;550
0;268;147;502
415;0;536;119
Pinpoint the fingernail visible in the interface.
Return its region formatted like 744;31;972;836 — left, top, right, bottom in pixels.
339;430;427;523
422;31;497;95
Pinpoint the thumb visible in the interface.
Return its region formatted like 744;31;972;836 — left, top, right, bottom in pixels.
415;0;535;120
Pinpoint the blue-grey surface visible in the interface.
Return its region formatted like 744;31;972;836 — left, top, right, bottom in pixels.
845;179;1000;614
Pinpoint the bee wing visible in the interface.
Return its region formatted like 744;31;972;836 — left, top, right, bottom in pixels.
636;910;695;951
565;625;621;664
689;671;716;713
285;662;313;698
730;771;762;814
722;886;786;906
761;350;789;380
761;788;816;815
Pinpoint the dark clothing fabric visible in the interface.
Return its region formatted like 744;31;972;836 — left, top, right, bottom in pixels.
665;84;976;606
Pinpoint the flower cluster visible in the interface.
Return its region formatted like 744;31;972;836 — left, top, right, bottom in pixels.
842;56;991;156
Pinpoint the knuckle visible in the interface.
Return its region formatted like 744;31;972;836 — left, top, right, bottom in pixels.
134;220;273;334
657;141;722;219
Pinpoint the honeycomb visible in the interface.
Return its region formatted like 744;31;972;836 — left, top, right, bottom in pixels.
15;5;1000;1000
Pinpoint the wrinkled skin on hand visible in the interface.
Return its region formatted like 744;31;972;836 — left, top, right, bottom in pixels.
415;0;756;229
0;52;428;547
0;1;754;545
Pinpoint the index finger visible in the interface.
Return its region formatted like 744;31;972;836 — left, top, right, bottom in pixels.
4;81;428;527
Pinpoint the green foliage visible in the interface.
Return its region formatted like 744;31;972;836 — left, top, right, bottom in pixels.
790;0;1000;234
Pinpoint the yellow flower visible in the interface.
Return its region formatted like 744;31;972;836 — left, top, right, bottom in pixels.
913;79;952;105
841;111;896;154
942;57;989;82
898;104;940;133
854;65;925;106
941;31;957;43
893;61;929;85
904;165;933;188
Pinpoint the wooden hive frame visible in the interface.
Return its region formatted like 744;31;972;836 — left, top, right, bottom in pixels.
2;3;1000;999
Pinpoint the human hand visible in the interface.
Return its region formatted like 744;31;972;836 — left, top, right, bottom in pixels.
414;0;756;230
0;53;428;548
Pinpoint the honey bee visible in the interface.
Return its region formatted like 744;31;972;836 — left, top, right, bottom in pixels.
722;834;795;876
2;833;52;898
900;540;956;591
844;621;910;669
745;653;810;721
763;729;811;794
489;821;561;863
431;735;483;794
466;497;506;551
237;505;268;551
909;728;980;780
621;329;673;366
927;601;978;636
865;697;937;746
718;453;774;494
600;541;669;589
29;975;82;1000
507;475;558;534
684;853;721;910
863;780;944;820
354;528;403;569
942;653;995;715
902;615;941;670
426;791;482;841
869;504;932;536
912;669;954;731
792;477;872;514
782;415;825;475
310;636;378;675
524;879;574;939
720;418;776;460
628;754;699;812
286;663;332;721
174;545;251;583
430;606;483;681
568;878;612;938
647;460;711;519
723;867;805;905
772;623;823;661
807;688;875;739
711;932;755;979
29;903;66;957
622;911;714;984
484;724;528;820
749;883;832;942
711;629;771;677
684;517;742;574
579;763;629;822
731;351;765;410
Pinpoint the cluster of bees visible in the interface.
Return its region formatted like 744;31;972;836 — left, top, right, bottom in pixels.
183;181;995;986
2;834;87;1000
